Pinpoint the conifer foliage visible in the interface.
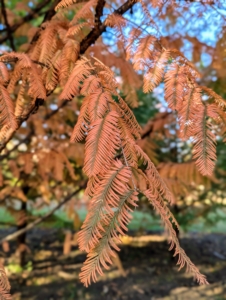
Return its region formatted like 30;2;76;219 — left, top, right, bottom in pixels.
0;0;226;290
0;263;12;300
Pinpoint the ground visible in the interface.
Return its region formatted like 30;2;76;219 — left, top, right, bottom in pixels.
1;229;226;300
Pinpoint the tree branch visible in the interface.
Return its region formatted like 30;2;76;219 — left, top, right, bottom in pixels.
29;0;61;45
0;0;137;153
0;0;15;50
0;183;87;244
0;99;70;161
80;0;137;54
0;0;52;45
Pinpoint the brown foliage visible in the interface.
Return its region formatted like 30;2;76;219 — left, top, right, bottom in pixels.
0;263;12;300
1;0;226;289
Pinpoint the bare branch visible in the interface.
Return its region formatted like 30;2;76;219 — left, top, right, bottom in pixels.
80;0;137;54
0;0;15;50
0;182;87;244
0;0;52;45
0;99;69;161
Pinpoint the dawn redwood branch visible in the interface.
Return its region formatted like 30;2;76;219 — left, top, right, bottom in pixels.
80;0;137;54
0;0;61;153
43;0;61;22
30;0;61;45
0;0;52;45
0;100;69;160
0;0;137;153
30;0;88;45
94;0;106;28
0;0;15;50
0;183;87;244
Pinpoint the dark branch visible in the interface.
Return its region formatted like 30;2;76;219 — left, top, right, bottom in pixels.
30;0;61;45
43;0;61;22
0;183;87;244
0;100;68;160
0;0;15;50
44;100;68;120
0;0;52;45
80;0;137;54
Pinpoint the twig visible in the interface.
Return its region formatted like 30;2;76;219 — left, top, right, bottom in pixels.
0;183;87;244
80;0;137;54
0;131;33;161
0;0;15;50
29;0;61;45
44;100;68;120
0;100;69;161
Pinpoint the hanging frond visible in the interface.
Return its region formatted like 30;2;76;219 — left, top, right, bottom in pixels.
0;85;17;131
144;189;208;285
0;63;9;85
78;160;132;253
164;63;187;110
0;52;32;68
87;89;110;122
118;118;138;168
114;95;141;139
59;40;80;86
44;50;61;92
125;27;142;61
59;58;93;100
158;161;212;198
67;22;90;38
137;137;158;165
38;23;59;64
105;14;127;41
80;75;101;96
83;111;120;177
133;35;158;71
14;78;31;118
0;263;12;300
70;0;98;24
143;50;171;93
105;13;127;29
70;95;90;142
85;175;101;198
134;145;174;204
93;58;118;92
27;64;46;100
79;189;138;286
178;86;202;139
192;104;217;176
55;0;77;10
0;53;46;101
200;85;226;108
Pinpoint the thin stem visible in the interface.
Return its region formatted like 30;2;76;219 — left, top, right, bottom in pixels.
121;141;137;190
0;183;87;244
0;0;15;50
